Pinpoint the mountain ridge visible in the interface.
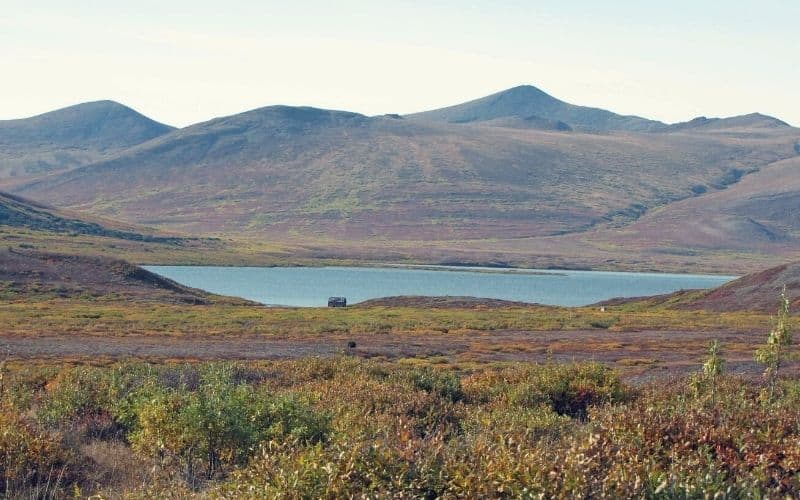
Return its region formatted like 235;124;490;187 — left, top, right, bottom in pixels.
11;96;798;242
3;86;800;272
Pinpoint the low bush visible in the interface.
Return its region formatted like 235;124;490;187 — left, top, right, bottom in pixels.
36;366;110;431
407;366;465;403
0;408;82;497
1;358;799;497
128;364;330;486
464;361;630;419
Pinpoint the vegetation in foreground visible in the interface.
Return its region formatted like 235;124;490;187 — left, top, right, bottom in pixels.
2;233;799;497
0;353;798;498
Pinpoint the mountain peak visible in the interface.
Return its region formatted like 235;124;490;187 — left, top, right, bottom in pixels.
736;112;790;127
193;105;369;137
496;84;555;98
406;84;664;132
667;112;791;131
4;100;160;126
0;100;174;149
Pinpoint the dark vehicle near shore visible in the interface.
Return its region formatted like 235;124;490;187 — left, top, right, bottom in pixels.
328;296;347;307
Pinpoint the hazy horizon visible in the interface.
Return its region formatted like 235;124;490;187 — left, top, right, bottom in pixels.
3;0;798;127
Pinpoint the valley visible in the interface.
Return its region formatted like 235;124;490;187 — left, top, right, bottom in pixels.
2;85;800;498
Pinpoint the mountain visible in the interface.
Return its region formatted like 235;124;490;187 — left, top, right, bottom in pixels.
406;85;666;132
11;101;798;245
4;88;800;273
0;100;174;179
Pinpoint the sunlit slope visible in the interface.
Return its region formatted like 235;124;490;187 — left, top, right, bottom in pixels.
12;105;797;242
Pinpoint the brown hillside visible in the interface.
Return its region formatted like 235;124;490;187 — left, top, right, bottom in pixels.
0;248;221;304
600;261;800;312
3;89;800;272
0;101;173;180
681;261;800;313
0;190;183;243
10;105;798;244
601;156;800;253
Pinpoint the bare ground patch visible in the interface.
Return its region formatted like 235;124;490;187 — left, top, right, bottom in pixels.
2;328;795;382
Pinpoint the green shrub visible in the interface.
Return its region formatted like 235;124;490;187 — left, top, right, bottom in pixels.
263;394;331;444
407;367;465;403
756;286;793;402
464;362;629;419
128;364;330;485
36;367;110;430
589;318;615;329
5;358;800;496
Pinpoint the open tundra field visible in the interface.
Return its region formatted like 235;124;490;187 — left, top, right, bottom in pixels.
2;244;800;496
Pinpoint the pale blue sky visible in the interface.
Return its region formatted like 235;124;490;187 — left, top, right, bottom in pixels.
2;1;798;126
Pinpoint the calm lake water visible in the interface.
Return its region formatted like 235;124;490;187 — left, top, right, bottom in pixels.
144;265;736;307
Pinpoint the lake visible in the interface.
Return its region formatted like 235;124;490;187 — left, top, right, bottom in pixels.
144;265;736;307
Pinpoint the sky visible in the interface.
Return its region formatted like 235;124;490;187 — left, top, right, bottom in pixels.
2;0;798;127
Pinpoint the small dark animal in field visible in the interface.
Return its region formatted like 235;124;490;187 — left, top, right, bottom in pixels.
347;341;357;349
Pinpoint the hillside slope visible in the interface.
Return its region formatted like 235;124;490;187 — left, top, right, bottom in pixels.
11;103;798;244
0;190;306;267
0;190;181;243
602;260;800;313
0;100;174;180
0;248;215;304
600;156;800;252
682;261;800;312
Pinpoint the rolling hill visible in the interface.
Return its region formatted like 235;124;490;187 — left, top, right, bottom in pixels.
10;102;798;241
602;260;800;313
0;190;181;243
0;100;174;180
0;190;305;267
3;87;800;272
681;260;800;312
665;113;792;132
0;247;226;304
